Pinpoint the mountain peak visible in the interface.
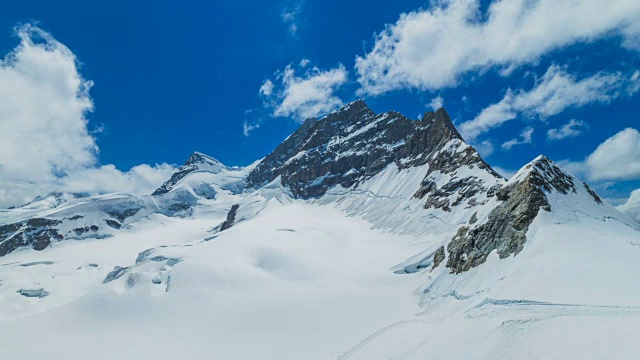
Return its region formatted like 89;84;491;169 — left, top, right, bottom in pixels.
247;102;500;201
340;99;370;112
510;154;577;196
152;152;226;196
421;107;462;140
532;154;550;162
317;99;375;126
421;107;448;122
186;151;223;167
446;154;610;273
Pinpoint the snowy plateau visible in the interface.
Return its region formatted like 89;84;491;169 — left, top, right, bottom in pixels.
1;100;639;359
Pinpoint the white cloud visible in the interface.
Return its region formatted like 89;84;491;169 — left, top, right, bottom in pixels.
243;120;260;137
0;24;97;182
547;119;587;141
459;65;634;140
474;139;494;158
617;189;640;223
501;127;534;150
355;0;640;95
299;58;311;67
428;95;444;111
560;127;640;183
260;62;348;122
55;164;177;196
0;25;176;208
583;128;640;181
259;79;274;96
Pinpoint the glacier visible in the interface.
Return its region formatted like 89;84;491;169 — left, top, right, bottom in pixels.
0;101;639;359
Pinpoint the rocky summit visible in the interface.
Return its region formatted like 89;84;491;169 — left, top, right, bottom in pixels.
1;100;639;360
247;100;499;200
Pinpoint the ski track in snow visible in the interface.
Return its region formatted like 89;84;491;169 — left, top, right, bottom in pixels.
336;319;426;360
337;297;640;360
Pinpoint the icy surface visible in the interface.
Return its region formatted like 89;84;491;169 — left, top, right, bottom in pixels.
1;180;639;359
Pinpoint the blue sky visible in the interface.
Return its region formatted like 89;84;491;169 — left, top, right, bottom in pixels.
0;0;639;212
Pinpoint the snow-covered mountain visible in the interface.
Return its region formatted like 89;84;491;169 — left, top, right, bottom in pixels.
1;101;639;359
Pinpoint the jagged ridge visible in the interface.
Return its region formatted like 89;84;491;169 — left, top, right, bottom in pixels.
444;155;604;273
247;100;501;205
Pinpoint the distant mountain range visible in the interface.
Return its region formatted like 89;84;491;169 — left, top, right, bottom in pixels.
1;100;639;359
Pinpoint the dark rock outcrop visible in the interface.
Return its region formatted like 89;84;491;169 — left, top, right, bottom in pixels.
432;246;446;270
0;218;63;257
73;225;100;236
104;206;142;222
220;204;240;231
445;156;577;273
105;220;121;229
413;146;503;211
584;183;603;204
247;100;500;202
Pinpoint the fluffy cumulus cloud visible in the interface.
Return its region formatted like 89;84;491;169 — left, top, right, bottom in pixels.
547;119;588;141
559;127;640;222
583;128;640;181
459;65;636;140
355;0;640;95
260;61;348;122
54;164;176;195
258;79;274;96
0;25;97;182
0;25;175;208
502;127;534;150
617;189;640;223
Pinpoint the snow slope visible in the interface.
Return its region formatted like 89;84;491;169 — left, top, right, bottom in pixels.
0;201;430;359
1;186;638;360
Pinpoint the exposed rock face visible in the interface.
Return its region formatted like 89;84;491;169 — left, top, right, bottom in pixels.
432;246;445;270
0;197;152;257
220;204;240;231
413;144;503;211
247;100;502;203
103;205;142;222
73;225;100;236
445;156;579;273
105;220;122;229
0;218;63;256
584;183;603;204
